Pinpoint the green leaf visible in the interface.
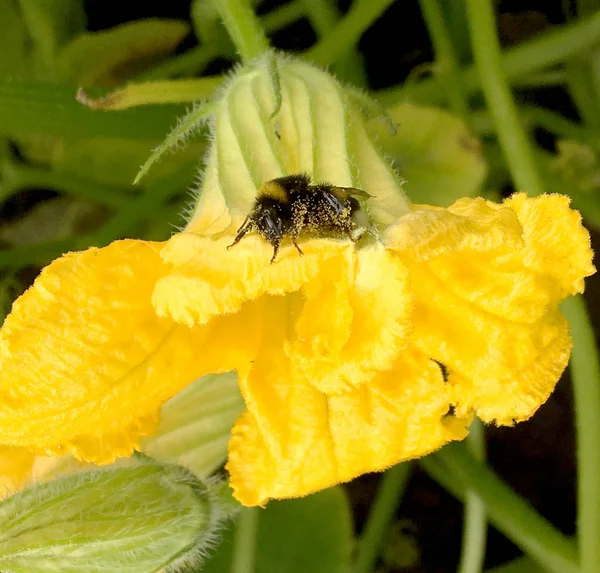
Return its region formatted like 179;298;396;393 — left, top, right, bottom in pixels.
0;0;30;78
0;80;185;139
54;136;206;188
18;0;86;78
201;487;353;573
58;19;190;87
370;102;487;206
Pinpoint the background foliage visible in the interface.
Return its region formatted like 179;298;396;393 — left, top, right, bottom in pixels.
1;1;599;573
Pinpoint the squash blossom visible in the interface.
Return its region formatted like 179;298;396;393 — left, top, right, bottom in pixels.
0;56;594;507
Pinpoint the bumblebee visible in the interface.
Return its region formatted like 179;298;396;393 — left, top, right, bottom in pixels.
227;174;371;263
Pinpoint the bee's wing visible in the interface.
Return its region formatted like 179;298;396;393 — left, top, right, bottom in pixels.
334;186;372;200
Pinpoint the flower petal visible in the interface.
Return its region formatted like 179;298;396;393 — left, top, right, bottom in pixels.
505;193;595;296
0;446;35;496
409;260;573;424
287;245;413;393
446;315;572;424
226;299;468;506
152;232;352;327
387;194;593;424
389;195;594;323
385;197;524;261
0;240;260;463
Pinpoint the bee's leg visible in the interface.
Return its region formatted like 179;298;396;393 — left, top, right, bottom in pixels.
269;239;281;264
292;237;304;256
227;216;253;250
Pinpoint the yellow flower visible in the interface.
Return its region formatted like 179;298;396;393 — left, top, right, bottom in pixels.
0;56;594;507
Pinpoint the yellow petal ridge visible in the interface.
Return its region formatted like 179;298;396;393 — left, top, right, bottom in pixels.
287;245;413;393
394;194;594;426
226;297;469;506
153;232;352;327
505;193;596;296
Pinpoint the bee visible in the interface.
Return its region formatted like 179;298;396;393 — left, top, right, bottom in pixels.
227;173;371;263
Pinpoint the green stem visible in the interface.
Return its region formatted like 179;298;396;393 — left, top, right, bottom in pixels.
485;556;545;573
466;0;544;195
262;0;305;32
0;161;129;208
565;56;600;129
301;0;367;86
305;0;396;66
561;296;600;573
436;444;579;573
420;455;465;502
213;0;270;62
353;462;412;573
377;9;600;105
135;45;220;80
418;0;469;119
522;105;600;151
231;507;260;573
457;420;487;573
141;2;304;80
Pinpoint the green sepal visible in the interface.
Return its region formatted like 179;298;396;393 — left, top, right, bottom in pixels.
142;372;245;478
0;459;226;573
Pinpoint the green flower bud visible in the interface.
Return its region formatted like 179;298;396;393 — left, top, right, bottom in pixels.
187;54;411;235
0;459;227;573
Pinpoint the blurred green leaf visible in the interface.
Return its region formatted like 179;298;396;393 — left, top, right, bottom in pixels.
54;137;206;188
0;0;30;78
553;139;600;190
370;103;487;206
0;81;185;138
18;0;86;78
201;487;353;573
58;19;190;87
539;139;600;229
0;197;103;246
381;519;420;570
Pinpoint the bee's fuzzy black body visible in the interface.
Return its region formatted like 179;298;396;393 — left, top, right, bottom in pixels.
228;174;370;262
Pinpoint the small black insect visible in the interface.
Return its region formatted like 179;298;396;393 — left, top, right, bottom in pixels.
227;174;371;263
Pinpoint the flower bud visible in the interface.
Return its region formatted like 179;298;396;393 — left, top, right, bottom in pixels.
0;459;226;573
187;54;412;236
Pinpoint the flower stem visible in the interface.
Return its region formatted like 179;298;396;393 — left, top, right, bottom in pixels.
353;462;412;573
213;0;270;62
301;0;367;86
262;0;305;32
306;0;396;67
561;295;600;573
435;443;578;573
418;0;469;120
457;419;487;573
0;160;128;208
231;507;260;573
378;9;600;106
466;0;544;195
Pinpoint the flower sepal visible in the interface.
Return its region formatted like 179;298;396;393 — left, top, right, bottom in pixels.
0;458;229;573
